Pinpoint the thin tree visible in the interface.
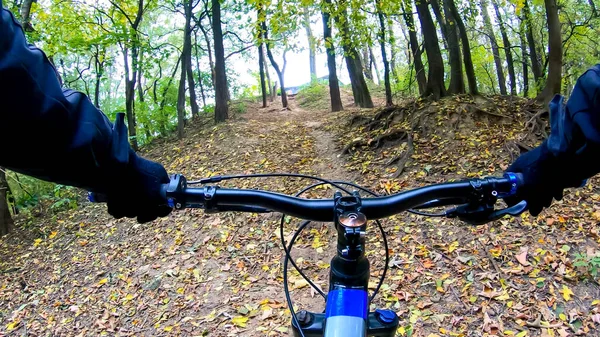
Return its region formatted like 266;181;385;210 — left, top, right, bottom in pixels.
261;20;288;108
402;0;426;95
335;0;373;108
519;18;530;97
213;0;229;122
375;0;392;105
480;0;506;95
537;0;562;106
445;0;478;95
321;0;343;111
184;0;199;117
522;0;543;87
258;43;268;108
415;0;446;99
0;169;13;236
303;8;318;82
442;0;465;94
491;0;516;95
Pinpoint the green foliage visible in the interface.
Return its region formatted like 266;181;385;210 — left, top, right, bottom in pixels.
573;253;600;280
6;173;80;215
296;80;329;108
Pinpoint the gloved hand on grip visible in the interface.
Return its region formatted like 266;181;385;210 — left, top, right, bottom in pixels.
505;142;568;216
104;153;172;223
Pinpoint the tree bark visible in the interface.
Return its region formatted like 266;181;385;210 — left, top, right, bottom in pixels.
304;9;318;82
491;0;516;95
262;46;274;101
184;0;199;117
523;0;543;87
321;0;343;112
92;45;105;108
519;19;530;97
369;46;381;84
402;0;426;95
443;0;465;94
159;54;182;135
415;0;446;100
0;169;13;236
445;0;478;95
362;47;373;81
199;22;215;89
194;30;207;107
20;0;35;31
387;18;400;85
123;47;139;151
212;0;229;122
480;0;506;95
335;0;373;108
259;44;268;108
177;47;187;139
537;0;562;106
429;0;449;50
264;37;288;107
375;0;392;106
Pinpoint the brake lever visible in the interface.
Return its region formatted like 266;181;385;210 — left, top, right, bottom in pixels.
447;200;528;225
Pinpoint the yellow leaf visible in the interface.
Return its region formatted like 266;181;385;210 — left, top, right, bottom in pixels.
231;316;249;327
559;285;574;301
448;241;459;253
33;238;43;247
398;326;406;336
504;330;515;336
6;320;20;331
559;313;567;321
516;331;528;337
176;287;185;295
495;291;510;301
164;326;173;332
49;231;58;239
124;294;134;301
489;247;502;257
592;299;600;306
98;278;108;285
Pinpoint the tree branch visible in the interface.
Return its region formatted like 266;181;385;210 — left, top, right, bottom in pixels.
224;44;254;60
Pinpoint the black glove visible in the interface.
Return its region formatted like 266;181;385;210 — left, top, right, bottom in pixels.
105;153;172;223
505;142;568;216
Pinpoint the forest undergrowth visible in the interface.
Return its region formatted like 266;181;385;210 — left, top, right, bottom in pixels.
1;91;600;337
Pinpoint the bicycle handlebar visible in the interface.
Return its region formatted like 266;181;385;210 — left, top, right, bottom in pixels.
149;172;524;223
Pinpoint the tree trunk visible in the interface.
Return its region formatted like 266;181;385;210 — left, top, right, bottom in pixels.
369;46;381;84
480;0;506;95
376;0;393;106
445;0;478;95
491;0;516;95
123;47;139;151
0;169;13;236
429;0;449;50
199;23;215;89
263;30;288;108
184;0;199;117
137;50;145;104
387;18;400;85
402;0;426;95
415;0;446;100
519;20;530;97
537;0;562;106
335;0;373;108
93;45;105;108
362;47;374;81
262;47;274;101
443;0;465;94
321;0;343;112
304;9;318;82
177;47;187;139
212;0;229;122
259;44;268;108
194;30;207;107
20;0;34;31
159;54;182;135
523;0;543;87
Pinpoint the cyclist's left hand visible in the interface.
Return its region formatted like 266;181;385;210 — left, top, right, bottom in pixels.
105;155;172;223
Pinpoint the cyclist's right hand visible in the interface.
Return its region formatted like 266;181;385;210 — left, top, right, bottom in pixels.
505;142;573;216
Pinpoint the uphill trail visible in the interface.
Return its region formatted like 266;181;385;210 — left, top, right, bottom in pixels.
2;93;600;337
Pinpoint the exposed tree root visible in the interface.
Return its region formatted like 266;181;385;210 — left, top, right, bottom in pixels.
387;133;414;178
341;129;407;154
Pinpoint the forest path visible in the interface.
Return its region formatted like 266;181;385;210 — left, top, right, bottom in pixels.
2;94;600;337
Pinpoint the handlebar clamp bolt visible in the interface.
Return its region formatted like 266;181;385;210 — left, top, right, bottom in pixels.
176;203;182;209
491;191;498;197
341;248;349;257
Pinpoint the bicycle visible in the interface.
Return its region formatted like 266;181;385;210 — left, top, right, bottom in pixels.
90;172;527;337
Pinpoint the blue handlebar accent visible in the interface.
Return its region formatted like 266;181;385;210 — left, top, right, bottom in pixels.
503;172;519;196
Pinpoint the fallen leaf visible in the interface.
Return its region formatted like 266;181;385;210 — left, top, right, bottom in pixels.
515;247;531;266
559;285;574;301
231;316;249;327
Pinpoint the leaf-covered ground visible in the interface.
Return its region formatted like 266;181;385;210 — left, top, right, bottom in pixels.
1;93;600;337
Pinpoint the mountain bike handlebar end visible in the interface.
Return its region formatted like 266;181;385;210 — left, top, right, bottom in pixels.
503;172;525;196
